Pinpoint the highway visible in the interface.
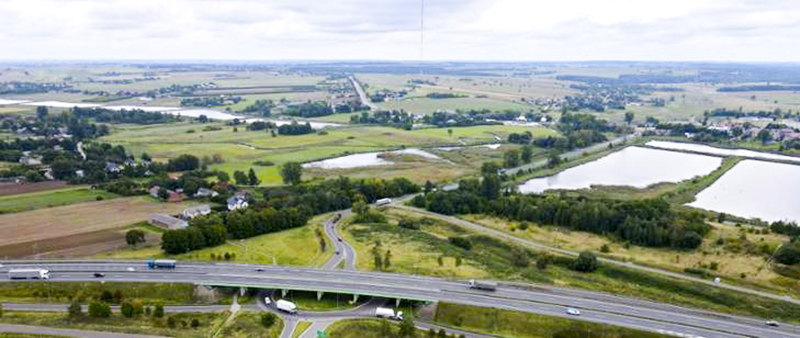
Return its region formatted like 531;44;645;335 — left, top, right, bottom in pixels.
349;76;380;111
1;261;798;338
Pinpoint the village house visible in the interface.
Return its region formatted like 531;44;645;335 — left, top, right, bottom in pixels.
149;186;161;198
227;195;248;211
182;204;212;219
195;187;219;198
148;213;188;230
105;162;123;173
18;156;42;166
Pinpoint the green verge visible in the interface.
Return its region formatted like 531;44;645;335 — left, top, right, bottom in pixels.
0;282;198;305
433;302;670;338
292;321;312;338
0;187;120;214
345;217;800;323
0;311;226;338
325;319;399;338
218;312;283;338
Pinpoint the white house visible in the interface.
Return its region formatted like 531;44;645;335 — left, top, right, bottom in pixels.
182;205;212;219
227;196;248;211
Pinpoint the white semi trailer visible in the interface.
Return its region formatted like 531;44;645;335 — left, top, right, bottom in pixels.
8;269;50;280
375;307;404;320
276;299;298;314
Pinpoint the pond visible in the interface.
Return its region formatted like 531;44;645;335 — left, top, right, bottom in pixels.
688;159;800;223
518;147;723;193
303;149;442;169
646;140;800;164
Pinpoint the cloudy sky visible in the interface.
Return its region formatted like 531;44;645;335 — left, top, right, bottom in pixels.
0;0;797;61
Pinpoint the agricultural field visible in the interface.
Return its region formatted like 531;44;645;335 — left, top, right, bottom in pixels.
0;186;119;214
0;196;196;258
0;181;69;196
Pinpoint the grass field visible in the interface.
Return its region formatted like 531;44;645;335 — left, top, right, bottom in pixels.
0;196;195;249
218;312;283;338
0;282;198;304
0;187;119;214
432;303;671;338
0;311;227;338
95;213;334;267
325;319;399;338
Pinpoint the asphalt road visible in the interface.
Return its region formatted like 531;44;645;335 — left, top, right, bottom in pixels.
349;76;380;111
1;261;797;338
321;210;357;270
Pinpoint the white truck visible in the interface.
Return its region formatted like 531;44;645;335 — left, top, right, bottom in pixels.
375;198;392;206
8;269;50;280
276;299;298;314
469;279;497;291
375;307;404;321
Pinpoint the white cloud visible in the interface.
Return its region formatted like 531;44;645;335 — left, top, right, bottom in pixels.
0;0;797;61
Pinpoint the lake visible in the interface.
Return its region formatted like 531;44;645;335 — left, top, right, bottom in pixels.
303;148;442;169
688;159;800;223
646;140;800;164
518;147;723;193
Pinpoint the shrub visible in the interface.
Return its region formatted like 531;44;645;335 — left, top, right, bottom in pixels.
398;218;420;230
121;301;134;317
600;244;610;253
191;318;200;328
572;251;598;272
518;222;529;230
261;313;277;328
154;303;164;318
448;237;473;250
88;301;111;318
68;298;82;318
167;316;177;328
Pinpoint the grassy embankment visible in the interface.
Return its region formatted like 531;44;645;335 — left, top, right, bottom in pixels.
343;210;800;322
292;321;312;338
94;213;334;267
0;282;198;305
218;312;283;338
0;187;119;214
0;311;226;337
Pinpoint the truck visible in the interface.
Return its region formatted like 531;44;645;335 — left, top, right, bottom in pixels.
276;299;298;314
375;307;404;321
375;198;392;206
469;279;497;291
147;259;176;269
8;269;50;280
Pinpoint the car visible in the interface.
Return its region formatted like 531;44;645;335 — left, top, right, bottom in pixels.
337;238;343;242
335;251;340;255
255;268;265;272
765;320;780;327
126;267;135;272
264;297;272;305
566;307;580;316
93;272;105;278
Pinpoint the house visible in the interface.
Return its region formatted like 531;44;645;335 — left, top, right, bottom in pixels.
149;213;188;230
105;162;123;173
75;170;85;178
195;188;219;198
149;186;161;198
182;204;212;219
167;190;186;202
124;158;137;167
227;196;249;211
18;156;42;166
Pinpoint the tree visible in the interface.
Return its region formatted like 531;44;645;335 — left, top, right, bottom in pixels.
261;313;277;328
100;290;113;303
447;129;453;137
154;303;165;318
280;162;302;185
757;129;773;144
191;318;200;328
624;111;635;124
216;171;230;183
372;244;383;270
125;229;146;247
510;247;529;267
481;162;500;175
0;303;3;318
503;149;520;168
51;159;74;180
399;315;416;337
36;106;48;121
121;301;134;317
424;180;435;194
157;187;170;200
68;298;82;318
247;168;260;185
383;249;392;269
88;301;111;318
774;241;800;266
233;170;248;185
132;299;144;316
572;251;598;272
113;290;124;303
438;328;447;337
521;145;533;164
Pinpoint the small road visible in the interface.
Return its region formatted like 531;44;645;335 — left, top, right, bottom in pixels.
77;141;87;160
321;210;357;270
390;203;800;307
0;323;166;338
502;134;638;176
349;76;380;111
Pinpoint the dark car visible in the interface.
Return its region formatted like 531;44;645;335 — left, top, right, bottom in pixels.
335;251;340;255
255;268;265;272
337;238;343;242
93;272;105;278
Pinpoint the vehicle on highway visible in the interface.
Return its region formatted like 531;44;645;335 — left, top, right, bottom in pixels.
566;307;581;316
376;198;392;206
8;269;50;280
333;213;342;222
147;259;176;269
468;279;497;291
337;237;342;242
276;299;298;314
93;272;105;278
765;320;780;327
126;267;135;272
335;251;340;255
375;307;404;321
255;268;265;272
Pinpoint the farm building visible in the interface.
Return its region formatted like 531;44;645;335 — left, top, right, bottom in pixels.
149;213;188;230
182;204;211;219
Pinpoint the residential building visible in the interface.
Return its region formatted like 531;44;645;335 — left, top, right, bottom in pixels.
195;188;219;198
227;196;248;211
182;204;212;219
148;213;188;230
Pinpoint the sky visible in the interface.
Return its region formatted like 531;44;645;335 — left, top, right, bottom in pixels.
0;0;798;62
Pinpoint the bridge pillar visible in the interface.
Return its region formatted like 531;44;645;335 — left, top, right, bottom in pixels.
317;291;324;301
396;298;401;307
350;294;359;304
282;289;288;298
239;287;246;297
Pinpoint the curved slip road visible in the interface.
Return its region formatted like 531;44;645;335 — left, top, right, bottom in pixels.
321;210;357;270
1;261;798;338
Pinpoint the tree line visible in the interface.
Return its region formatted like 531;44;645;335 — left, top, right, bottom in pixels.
71;107;180;125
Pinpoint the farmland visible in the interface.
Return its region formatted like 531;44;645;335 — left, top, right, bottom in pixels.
0;186;119;213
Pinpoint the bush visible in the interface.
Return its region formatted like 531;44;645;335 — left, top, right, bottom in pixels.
191;318;200;328
167;316;177;328
68;298;82;318
448;237;473;250
253;160;275;167
398;218;420;230
121;301;134;317
261;313;277;328
154;303;164;318
600;244;610;253
88;301;111;318
774;241;800;265
572;251;598;272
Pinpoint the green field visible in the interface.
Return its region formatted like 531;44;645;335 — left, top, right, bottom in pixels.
0;282;198;304
0;187;119;214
